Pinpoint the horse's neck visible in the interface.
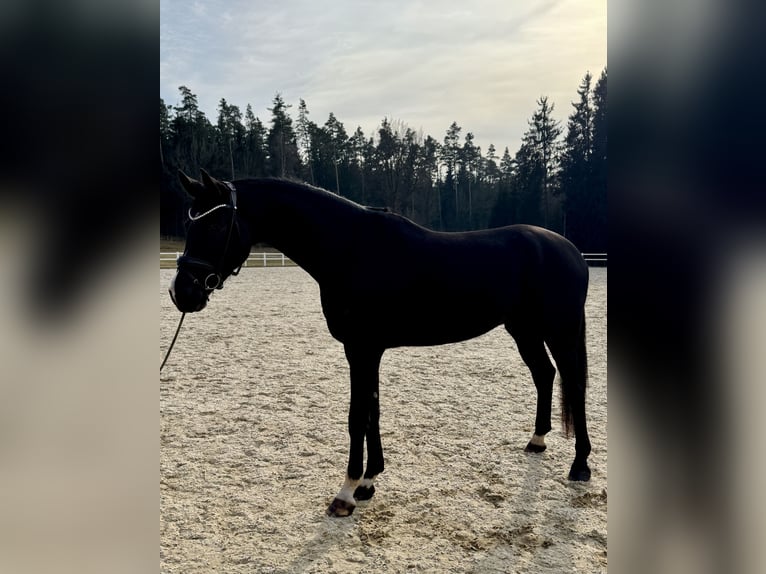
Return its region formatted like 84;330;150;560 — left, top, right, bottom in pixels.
246;180;359;281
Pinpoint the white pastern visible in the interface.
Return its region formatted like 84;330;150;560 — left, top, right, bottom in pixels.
530;433;546;447
359;477;375;490
335;475;360;504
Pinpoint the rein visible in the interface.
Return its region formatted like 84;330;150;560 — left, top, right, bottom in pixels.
160;181;238;371
160;312;185;371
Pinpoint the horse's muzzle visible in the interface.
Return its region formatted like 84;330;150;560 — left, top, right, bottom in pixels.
169;272;208;312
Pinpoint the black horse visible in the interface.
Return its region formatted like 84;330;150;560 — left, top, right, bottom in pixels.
169;169;591;517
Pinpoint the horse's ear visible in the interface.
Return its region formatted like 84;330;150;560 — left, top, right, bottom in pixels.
178;170;203;198
199;168;228;199
200;168;215;187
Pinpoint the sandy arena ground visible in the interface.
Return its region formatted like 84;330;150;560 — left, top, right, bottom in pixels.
160;267;607;573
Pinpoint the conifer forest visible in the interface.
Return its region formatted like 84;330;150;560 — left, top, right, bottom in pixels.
161;69;606;252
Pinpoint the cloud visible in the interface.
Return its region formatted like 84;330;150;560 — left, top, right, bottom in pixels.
160;0;606;152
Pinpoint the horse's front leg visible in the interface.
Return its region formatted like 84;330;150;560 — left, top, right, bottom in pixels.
327;345;383;517
354;368;383;501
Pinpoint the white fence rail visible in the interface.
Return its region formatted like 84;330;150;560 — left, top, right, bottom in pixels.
160;252;296;268
161;252;606;268
581;253;607;265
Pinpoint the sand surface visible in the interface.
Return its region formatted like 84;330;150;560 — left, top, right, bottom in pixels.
160;267;607;573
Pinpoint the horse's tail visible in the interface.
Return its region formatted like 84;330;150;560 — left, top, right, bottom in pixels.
561;314;588;438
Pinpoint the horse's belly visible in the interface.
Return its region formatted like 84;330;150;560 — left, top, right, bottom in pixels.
378;305;503;347
388;324;500;347
321;285;510;347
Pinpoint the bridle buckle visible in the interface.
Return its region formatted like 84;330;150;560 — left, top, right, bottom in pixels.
204;273;222;290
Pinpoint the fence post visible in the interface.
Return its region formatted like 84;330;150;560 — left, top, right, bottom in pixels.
263;253;267;267
281;253;285;266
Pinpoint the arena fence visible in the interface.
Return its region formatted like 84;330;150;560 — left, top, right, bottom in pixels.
160;252;297;269
161;252;606;269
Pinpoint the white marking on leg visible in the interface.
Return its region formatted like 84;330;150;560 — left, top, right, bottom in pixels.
359;477;375;489
530;433;546;448
335;475;360;504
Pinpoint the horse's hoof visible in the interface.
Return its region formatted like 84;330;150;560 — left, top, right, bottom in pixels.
326;497;356;517
354;484;376;500
524;441;547;453
568;463;591;482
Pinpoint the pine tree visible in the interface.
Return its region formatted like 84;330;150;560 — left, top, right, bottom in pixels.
216;98;244;179
558;68;607;251
306;118;336;193
324;113;349;194
440;121;462;230
348;126;370;203
489;147;515;227
376;118;404;212
516;96;562;228
485;143;499;186
418;135;441;229
590;68;607;251
295;99;315;183
172;85;215;173
160;98;172;167
266;93;301;178
459;132;480;228
175;86;198;122
500;147;514;181
513;139;545;225
560;72;594;245
244;104;267;177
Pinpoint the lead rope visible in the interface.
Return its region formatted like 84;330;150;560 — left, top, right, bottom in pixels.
160;311;186;371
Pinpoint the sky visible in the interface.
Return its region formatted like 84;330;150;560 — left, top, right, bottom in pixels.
160;0;606;154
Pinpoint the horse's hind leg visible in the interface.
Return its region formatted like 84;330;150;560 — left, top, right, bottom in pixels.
547;317;591;481
507;325;556;453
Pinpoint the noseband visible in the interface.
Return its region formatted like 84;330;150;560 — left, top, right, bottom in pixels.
177;182;242;293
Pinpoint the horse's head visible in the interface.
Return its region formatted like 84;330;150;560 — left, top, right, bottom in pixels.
169;169;251;312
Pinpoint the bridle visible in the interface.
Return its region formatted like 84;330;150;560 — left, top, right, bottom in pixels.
176;181;243;293
162;180;241;372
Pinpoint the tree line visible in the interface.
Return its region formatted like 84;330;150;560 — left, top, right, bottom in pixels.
161;68;606;251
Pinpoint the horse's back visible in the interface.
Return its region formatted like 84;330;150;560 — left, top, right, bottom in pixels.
359;220;588;311
432;224;587;292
